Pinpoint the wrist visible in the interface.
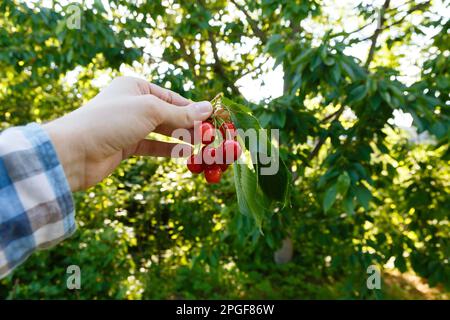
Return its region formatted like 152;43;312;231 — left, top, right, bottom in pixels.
43;118;86;192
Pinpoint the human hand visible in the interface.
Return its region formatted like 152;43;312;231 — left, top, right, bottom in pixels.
43;76;213;191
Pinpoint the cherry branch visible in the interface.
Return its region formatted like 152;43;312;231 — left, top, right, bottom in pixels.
307;106;345;163
207;30;241;97
359;1;431;43
365;0;391;68
229;0;268;43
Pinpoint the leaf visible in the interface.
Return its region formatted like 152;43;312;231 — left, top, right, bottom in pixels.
233;164;251;217
94;0;106;12
355;184;372;210
395;254;407;273
256;144;290;203
292;47;314;66
331;63;341;84
380;89;393;108
347;85;368;103
369;94;382;110
223;96;291;204
343;194;355;215
258;112;272;128
339;60;356;81
389;84;405;103
273;110;286;127
318;170;339;189
233;163;267;230
336;172;351;196
323;184;338;213
310;54;322;71
367;77;378;94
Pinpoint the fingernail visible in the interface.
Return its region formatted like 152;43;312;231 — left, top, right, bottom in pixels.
194;101;213;116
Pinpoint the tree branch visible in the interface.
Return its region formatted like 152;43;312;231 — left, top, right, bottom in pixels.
196;0;242;96
320;105;345;124
307;106;345;163
359;1;430;43
236;56;270;80
383;1;430;29
207;30;241;96
364;0;391;68
329;18;376;39
229;0;267;43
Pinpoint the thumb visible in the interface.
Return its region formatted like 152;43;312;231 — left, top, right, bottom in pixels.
158;99;213;129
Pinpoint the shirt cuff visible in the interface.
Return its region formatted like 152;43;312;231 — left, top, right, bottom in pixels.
0;123;76;279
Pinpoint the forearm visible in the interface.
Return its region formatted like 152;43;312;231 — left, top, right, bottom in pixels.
43;117;86;192
0;123;76;279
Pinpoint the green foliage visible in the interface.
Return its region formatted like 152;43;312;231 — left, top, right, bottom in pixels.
0;0;448;299
219;95;290;229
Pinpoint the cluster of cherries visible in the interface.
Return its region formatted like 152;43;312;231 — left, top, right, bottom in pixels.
187;121;242;184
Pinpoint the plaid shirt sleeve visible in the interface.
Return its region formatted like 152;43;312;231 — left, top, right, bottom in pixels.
0;123;76;279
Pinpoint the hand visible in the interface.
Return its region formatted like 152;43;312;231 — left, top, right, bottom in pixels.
43;76;213;191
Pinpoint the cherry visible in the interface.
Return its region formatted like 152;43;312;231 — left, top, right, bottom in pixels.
220;122;237;140
186;118;240;182
199;121;215;145
222;140;242;164
187;154;203;174
202;145;217;165
204;165;222;184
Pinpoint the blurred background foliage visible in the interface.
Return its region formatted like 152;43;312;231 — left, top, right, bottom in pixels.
0;0;449;299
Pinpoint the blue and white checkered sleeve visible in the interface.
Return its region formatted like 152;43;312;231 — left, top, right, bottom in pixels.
0;123;76;279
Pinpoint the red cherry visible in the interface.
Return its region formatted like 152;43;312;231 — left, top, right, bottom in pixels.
202;145;217;165
187;154;203;174
220;122;237;140
199;122;215;145
222;140;242;164
219;163;228;172
204;165;222;184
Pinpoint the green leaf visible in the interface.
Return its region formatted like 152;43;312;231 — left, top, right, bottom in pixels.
310;54;322;70
318;170;339;189
320;45;335;66
94;0;106;12
256;144;290;203
336;172;351;196
233;163;267;230
323;184;338;213
258;112;272;128
339;60;356;81
369;94;382;110
395;255;407;273
292;47;314;66
389;84;405;103
223;96;291;204
380;89;393;108
343;194;355;215
347;85;368;103
367;77;378;94
273;110;286;127
331;63;341;84
323;56;335;66
355;184;372;210
233;164;251;217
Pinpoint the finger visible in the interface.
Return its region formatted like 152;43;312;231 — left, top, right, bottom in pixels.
102;77;192;106
138;95;213;129
147;83;192;106
133;139;193;158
